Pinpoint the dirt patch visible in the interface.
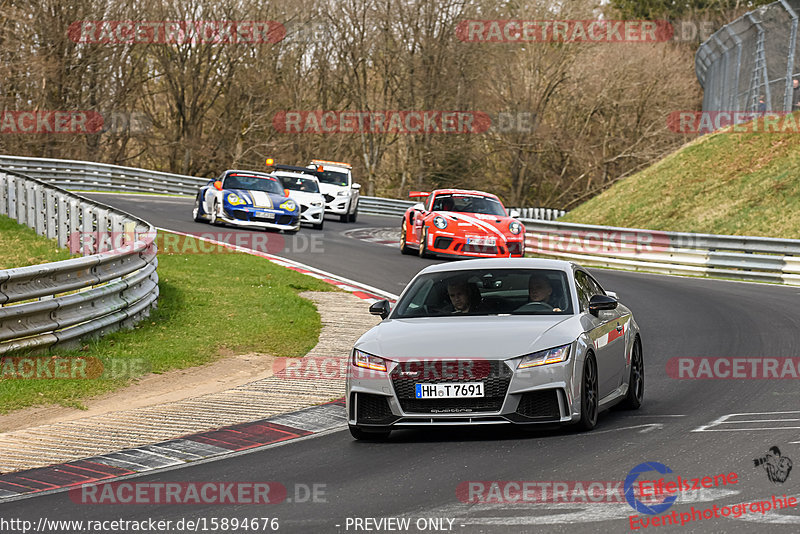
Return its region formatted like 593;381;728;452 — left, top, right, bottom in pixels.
0;352;275;433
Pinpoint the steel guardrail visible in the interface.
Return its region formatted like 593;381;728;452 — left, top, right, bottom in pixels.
521;218;800;285
4;155;797;287
0;168;158;355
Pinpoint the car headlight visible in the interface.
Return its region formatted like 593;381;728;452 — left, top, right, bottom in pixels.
433;215;448;229
353;349;387;372
226;193;245;206
509;221;523;235
279;200;297;211
337;190;350;197
518;344;571;369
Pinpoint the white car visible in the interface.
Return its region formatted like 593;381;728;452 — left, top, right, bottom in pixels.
308;159;360;222
272;165;326;230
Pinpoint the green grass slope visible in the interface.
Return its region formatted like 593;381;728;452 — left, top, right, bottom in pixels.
562;129;800;238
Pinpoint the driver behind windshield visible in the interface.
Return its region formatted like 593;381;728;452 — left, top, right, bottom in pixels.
528;274;561;311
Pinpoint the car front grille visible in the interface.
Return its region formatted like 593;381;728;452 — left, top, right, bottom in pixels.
277;215;294;225
391;360;513;414
514;390;561;421
460;244;501;255
232;210;250;221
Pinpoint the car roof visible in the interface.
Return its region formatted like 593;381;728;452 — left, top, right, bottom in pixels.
224;169;277;179
431;189;501;200
417;258;576;275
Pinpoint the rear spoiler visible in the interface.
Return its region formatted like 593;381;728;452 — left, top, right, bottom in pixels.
409;191;430;199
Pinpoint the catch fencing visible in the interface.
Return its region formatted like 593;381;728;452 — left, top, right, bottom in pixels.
696;0;800;113
0;168;158;355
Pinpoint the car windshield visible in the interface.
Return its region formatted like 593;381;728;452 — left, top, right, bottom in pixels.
431;194;506;216
316;169;349;186
224;174;283;194
280;175;320;193
392;269;573;318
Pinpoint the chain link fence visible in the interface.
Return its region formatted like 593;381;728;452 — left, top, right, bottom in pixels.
696;0;800;113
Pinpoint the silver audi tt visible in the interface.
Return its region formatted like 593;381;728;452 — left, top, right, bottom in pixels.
345;258;643;440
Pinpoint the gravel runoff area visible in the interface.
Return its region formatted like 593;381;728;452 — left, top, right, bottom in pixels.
0;291;377;473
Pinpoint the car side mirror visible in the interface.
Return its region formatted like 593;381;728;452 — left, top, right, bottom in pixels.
213;180;223;191
509;209;520;218
369;300;391;319
412;202;425;211
352;183;361;190
588;294;617;316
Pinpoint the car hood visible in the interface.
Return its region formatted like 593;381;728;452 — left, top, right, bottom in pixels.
436;211;518;238
287;190;324;203
226;189;290;209
318;183;350;194
355;315;580;360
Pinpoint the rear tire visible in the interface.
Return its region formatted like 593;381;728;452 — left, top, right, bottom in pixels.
577;354;599;431
349;425;391;441
619;339;644;410
400;223;413;255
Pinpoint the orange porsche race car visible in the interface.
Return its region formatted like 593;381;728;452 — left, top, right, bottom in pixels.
399;189;525;258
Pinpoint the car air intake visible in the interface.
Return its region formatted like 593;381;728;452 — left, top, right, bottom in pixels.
433;237;453;250
514;390;561;421
353;393;397;425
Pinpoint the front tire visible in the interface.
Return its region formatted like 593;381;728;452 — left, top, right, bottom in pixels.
192;195;205;222
349;425;391;441
619;339;644;410
418;226;432;258
312;219;324;230
348;204;358;223
577;354;599;431
209;200;220;225
400;222;413;255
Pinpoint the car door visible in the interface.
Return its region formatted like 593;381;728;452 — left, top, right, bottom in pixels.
575;270;626;399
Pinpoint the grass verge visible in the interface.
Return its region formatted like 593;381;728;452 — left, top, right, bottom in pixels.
0;230;333;413
0;215;74;268
561;119;800;238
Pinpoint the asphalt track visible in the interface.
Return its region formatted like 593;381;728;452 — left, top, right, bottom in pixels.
1;193;799;533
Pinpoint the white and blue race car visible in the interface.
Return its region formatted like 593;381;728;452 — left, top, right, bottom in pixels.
192;170;301;233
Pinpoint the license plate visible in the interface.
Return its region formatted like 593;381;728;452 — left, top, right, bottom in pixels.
415;383;484;399
467;237;496;246
254;212;275;221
